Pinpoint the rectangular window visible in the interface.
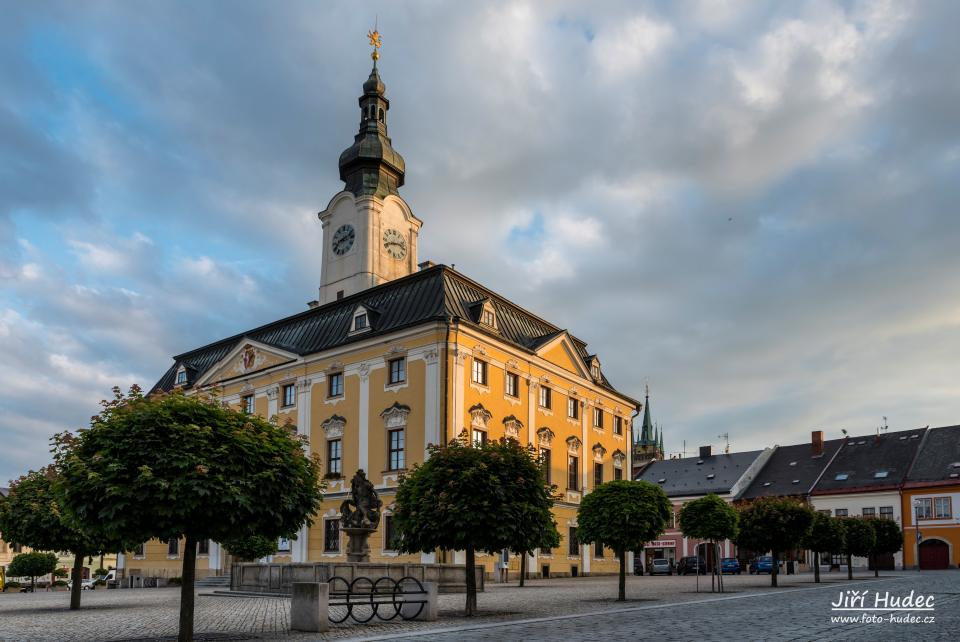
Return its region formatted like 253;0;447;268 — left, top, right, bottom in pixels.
282;383;296;407
354;314;368;331
471;359;487;385
328;439;342;475
324;519;340;552
472;429;487;447
539;386;552;409
568;527;579;556
389;358;406;385
328;372;344;398
277;537;290;552
594;462;603;487
614;416;623;435
505;372;518;397
389;429;405;470
568;455;579;491
242;395;254;414
384;515;397;551
134;543;145;557
539;447;551;485
197;539;210;556
482;309;495;326
879;506;894;519
934;497;952;519
916;498;932;520
595;541;605;558
567;397;579;419
168;538;179;556
593;407;604;428
862;507;876;517
614;467;623;481
835;508;849;517
176;370;187;384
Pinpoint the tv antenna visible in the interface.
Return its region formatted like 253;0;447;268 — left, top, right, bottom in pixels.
718;432;730;454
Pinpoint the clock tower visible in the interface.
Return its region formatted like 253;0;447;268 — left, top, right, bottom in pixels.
317;41;422;305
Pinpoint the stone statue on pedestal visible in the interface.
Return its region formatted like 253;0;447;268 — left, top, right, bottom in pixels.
339;470;382;562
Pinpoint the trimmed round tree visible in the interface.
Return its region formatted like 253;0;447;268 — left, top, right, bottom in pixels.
839;517;876;580
735;497;814;587
0;466;126;610
53;387;324;642
6;552;58;592
222;534;279;562
576;480;672;601
800;512;845;583
393;438;556;616
868;518;901;577
678;493;739;593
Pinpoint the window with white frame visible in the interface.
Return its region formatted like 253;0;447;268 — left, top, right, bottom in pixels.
879;506;894;519
383;515;398;551
277;537;290;552
593;407;604;429
324;519;341;552
862;507;876;517
328;372;344;397
835;508;849;517
167;538;179;556
505;372;519;397
388;358;406;385
282;383;296;408
353;313;368;331
614;416;623;435
471;359;488;385
539;386;552;409
327;439;342;475
934;497;952;519
916;498;932;519
388;428;405;470
567;397;579;419
242;394;254;414
198;539;210;556
176;369;187;385
472;428;487;447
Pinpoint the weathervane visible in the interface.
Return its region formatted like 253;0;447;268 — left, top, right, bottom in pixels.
367;19;382;64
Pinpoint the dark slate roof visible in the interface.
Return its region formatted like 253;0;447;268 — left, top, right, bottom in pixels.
635;450;764;497
905;425;960;486
0;487;8;498
741;438;844;499
152;265;635;404
811;427;927;495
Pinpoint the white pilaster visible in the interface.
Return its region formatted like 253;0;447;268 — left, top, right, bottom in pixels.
527;380;537;445
297;378;313;446
582;544;591;574
581;404;589;492
116;552;126;571
421;551;437;564
452;349;465;438
359;363;370;472
626;551;634;573
424;347;440;457
208;542;220;573
293;525;309;562
267;385;279;421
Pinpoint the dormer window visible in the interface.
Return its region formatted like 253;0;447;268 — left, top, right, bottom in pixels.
175;367;187;385
589;357;601;381
482;310;495;325
354;313;368;331
476;299;497;329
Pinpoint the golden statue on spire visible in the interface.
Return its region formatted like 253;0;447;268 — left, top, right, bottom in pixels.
367;26;382;62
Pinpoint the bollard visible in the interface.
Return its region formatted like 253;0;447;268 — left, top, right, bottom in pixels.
400;581;438;621
290;582;329;633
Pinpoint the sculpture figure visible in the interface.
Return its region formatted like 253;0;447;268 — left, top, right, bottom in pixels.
340;469;382;530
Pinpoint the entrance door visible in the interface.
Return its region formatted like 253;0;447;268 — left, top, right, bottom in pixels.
919;540;949;570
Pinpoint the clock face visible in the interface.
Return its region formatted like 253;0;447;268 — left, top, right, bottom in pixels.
382;228;407;259
332;224;355;256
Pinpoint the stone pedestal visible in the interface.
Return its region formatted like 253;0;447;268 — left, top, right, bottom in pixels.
290;582;329;632
344;527;376;563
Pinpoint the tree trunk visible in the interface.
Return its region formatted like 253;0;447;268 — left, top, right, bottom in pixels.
519;552;526;588
178;536;197;642
618;548;626;601
814;551;820;583
464;545;477;616
847;553;853;580
873;554;879;578
31;575;36;593
70;552;84;610
771;551;779;588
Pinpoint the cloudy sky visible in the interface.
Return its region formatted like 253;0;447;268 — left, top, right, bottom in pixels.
2;0;959;483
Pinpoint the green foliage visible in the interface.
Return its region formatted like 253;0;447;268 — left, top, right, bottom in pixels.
7;552;58;580
736;497;814;556
53;580;69;587
801;512;845;553
4;581;21;589
678;494;739;542
53;568;69;579
222;534;278;561
577;481;672;554
53;386;324;547
841;518;876;557
394;438;557;555
94;568;108;576
168;577;183;586
869;518;902;555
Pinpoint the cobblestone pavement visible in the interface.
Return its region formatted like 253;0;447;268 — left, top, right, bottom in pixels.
0;571;954;641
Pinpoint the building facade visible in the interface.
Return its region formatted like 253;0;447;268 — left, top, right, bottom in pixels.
126;56;641;581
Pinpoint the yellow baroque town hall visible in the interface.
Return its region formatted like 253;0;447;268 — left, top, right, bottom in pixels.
126;55;642;581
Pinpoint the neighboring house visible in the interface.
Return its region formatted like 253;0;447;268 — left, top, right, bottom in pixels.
738;431;844;571
125;56;640;581
901;424;960;570
636;446;771;568
810;427;928;570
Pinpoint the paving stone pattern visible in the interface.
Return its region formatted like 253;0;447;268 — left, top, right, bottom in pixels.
0;571;955;641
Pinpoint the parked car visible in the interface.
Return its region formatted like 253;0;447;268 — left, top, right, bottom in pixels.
750;555;774;574
677;556;707;575
633;558;644;576
648;559;672;576
720;558;741;575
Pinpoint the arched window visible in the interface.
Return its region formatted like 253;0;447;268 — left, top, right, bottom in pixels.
378;108;385;122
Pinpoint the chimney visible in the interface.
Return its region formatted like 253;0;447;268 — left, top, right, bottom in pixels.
699;445;712;459
306;300;320;309
812;430;824;456
418;260;436;271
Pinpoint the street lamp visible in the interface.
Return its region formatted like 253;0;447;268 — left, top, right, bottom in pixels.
913;498;923;572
